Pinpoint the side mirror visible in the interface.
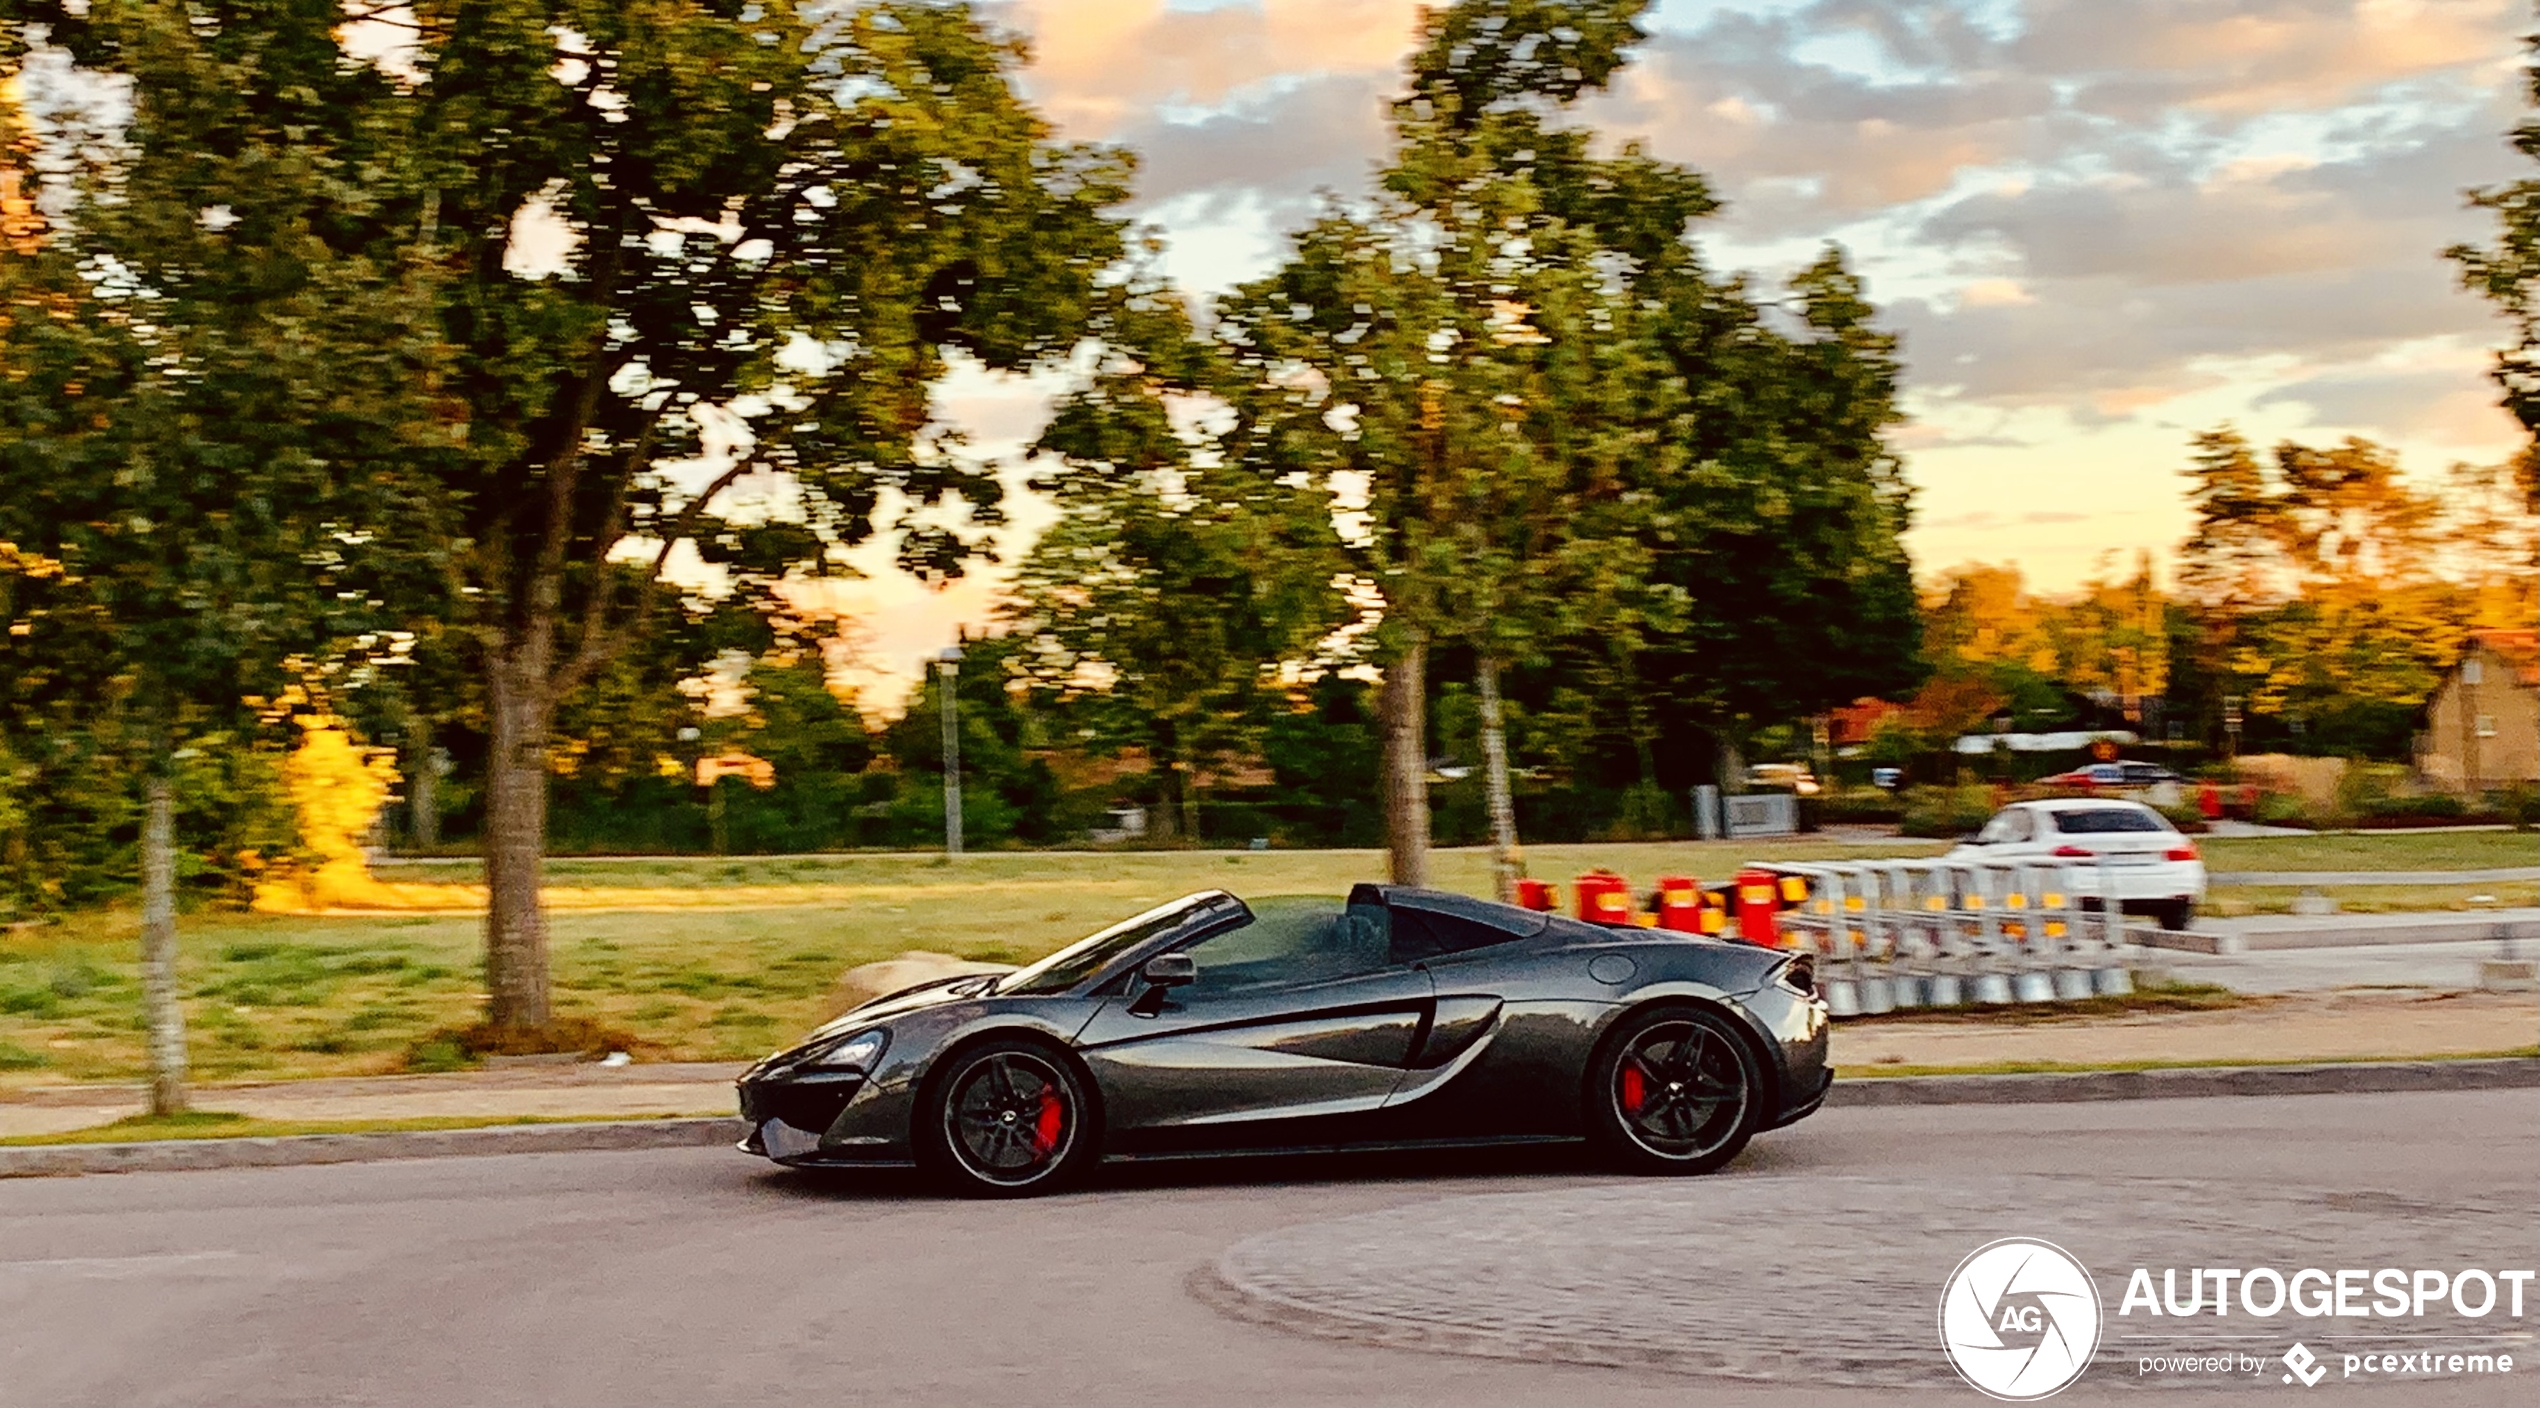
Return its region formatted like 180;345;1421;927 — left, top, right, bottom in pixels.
1141;953;1197;988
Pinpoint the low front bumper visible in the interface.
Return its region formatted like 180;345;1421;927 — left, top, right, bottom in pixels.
735;1069;916;1165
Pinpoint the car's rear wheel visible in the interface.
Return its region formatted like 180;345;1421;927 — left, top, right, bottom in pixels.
2158;900;2197;932
1588;1005;1760;1176
916;1039;1095;1198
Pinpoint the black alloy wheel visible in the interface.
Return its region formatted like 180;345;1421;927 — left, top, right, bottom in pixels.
1590;1006;1760;1175
919;1040;1094;1197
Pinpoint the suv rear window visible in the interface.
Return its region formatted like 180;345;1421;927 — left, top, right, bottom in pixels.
2051;807;2168;834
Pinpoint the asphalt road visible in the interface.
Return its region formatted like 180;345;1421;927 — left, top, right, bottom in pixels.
4;1091;2533;1408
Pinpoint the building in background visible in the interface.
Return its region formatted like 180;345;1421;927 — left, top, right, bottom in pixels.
2418;630;2539;793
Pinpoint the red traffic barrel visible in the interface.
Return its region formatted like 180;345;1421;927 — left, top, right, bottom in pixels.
1513;878;1558;912
1576;869;1634;926
1653;875;1704;933
1734;866;1783;946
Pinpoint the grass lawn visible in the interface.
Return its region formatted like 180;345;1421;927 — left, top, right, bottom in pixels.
366;837;1949;893
0;840;1933;1088
2198;831;2537;872
0;831;2520;1091
2204;883;2539;917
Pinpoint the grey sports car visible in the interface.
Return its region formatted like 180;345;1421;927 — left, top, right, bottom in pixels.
738;883;1832;1195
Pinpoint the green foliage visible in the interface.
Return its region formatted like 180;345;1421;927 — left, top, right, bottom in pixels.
873;634;1066;847
1187;0;1923;832
6;1;1131;1023
2447;21;2540;510
1815;787;1908;826
1898;784;1998;839
1011;274;1352;838
2172;428;2527;757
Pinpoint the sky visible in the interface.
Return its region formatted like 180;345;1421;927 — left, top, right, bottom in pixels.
785;1;2533;703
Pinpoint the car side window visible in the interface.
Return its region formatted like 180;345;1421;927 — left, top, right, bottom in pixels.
2053;807;2166;834
1975;809;2033;845
1178;901;1389;996
1388;907;1523;963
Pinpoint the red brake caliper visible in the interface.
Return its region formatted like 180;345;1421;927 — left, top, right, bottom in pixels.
1031;1085;1065;1156
1620;1063;1646;1114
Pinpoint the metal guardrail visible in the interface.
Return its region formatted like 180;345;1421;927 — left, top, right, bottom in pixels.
1752;856;2143;1019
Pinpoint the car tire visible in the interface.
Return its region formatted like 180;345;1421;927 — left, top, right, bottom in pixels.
2159;901;2196;932
1587;1004;1762;1177
915;1038;1098;1198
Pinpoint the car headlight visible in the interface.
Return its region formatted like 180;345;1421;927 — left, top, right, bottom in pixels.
800;1028;888;1073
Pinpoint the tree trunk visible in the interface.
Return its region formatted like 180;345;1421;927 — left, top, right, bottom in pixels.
405;711;439;850
139;776;188;1115
483;645;554;1032
1382;634;1431;887
1476;655;1520;902
938;664;964;858
1150;724;1186;844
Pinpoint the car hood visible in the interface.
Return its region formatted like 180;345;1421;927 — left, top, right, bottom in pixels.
799;972;1002;1044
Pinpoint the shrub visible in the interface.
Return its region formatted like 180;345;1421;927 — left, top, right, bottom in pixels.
2495;784;2540;830
1899;784;1997;839
1815;788;1906;825
2361;791;2465;821
2154;802;2209;834
2252;791;2319;828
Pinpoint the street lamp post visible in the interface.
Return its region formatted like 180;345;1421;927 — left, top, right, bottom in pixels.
938;644;964;859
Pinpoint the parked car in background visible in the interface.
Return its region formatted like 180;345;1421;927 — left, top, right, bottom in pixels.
2039;760;2186;808
1747;763;1822;796
1946;798;2206;930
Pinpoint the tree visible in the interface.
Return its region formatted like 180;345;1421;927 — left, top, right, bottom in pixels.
874;633;1064;848
2175;428;2476;753
2448;14;2540;512
1;14;402;1108
1622;248;1925;796
1011;279;1350;842
1213;0;1692;886
17;2;1131;1033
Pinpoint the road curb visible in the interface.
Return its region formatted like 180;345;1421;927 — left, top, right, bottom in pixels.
6;1062;2532;1176
0;1116;746;1178
1828;1056;2540;1106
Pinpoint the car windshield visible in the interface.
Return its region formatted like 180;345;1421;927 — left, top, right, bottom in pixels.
2052;807;2169;834
995;895;1223;995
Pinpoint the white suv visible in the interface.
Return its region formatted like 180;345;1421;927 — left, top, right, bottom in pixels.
1948;798;2207;930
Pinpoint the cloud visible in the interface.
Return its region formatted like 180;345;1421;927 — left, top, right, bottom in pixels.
1111;71;1392;213
994;0;1423;140
915;0;2532;626
2255;361;2525;445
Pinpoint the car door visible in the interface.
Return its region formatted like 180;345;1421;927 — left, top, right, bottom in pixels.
1377;901;1565;1138
1075;900;1434;1148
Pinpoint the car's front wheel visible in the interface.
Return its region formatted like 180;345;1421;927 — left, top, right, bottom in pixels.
916;1039;1097;1198
1588;1005;1761;1176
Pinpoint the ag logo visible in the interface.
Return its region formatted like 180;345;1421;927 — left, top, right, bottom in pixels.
1939;1238;2103;1400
